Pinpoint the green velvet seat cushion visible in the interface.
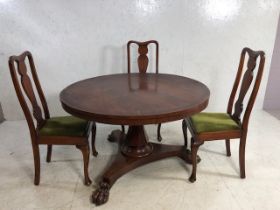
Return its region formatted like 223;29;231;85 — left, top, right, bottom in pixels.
39;116;88;137
190;113;240;134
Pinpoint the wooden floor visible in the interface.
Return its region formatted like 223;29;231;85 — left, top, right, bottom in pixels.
0;110;280;210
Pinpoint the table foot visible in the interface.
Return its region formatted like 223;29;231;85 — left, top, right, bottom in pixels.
91;181;110;206
107;129;125;143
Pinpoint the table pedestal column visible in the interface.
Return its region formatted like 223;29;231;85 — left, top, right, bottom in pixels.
92;125;197;206
121;125;153;157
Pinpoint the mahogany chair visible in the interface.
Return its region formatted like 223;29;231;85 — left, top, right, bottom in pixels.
9;51;97;186
183;48;265;182
125;40;162;139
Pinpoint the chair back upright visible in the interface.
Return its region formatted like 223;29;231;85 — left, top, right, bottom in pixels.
127;40;159;73
9;51;50;140
227;48;265;131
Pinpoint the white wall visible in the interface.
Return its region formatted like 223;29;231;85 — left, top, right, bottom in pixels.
0;0;279;120
264;15;280;110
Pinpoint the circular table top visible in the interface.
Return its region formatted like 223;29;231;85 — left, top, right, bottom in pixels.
60;73;210;125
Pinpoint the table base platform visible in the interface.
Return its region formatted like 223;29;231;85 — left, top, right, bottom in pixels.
91;126;200;205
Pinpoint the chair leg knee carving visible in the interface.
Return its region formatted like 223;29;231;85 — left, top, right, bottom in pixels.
76;145;92;186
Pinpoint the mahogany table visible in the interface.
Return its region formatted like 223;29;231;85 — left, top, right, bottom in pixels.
60;73;210;205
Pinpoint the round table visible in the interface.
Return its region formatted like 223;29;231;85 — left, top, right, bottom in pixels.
60;73;210;205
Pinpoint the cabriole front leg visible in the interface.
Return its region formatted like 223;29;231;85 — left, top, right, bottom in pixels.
189;138;204;183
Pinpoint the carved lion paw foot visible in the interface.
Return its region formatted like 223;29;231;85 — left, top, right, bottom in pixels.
107;130;123;142
92;182;110;205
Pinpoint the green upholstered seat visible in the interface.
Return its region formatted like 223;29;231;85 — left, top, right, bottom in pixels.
190;113;240;134
39;116;88;137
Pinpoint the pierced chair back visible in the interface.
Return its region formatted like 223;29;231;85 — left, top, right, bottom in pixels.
126;40;162;140
127;40;159;73
9;51;50;140
227;48;265;131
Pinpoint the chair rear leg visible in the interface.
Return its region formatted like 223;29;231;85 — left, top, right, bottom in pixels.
239;135;247;178
121;125;125;133
76;144;92;186
189;138;203;183
46;145;52;162
91;122;98;156
182;119;188;147
225;139;231;156
33;145;40;185
157;123;162;142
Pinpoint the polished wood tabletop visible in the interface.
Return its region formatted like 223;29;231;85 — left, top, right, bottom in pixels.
60;73;210;205
60;73;210;125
